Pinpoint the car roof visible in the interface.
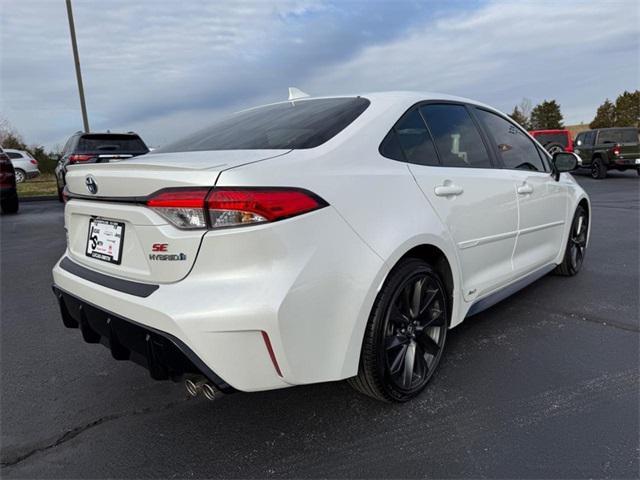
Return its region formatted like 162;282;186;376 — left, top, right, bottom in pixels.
3;148;28;154
593;127;638;131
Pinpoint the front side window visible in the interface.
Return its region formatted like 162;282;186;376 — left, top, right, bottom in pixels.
420;104;492;168
380;108;439;166
157;97;370;152
584;131;596;145
476;109;546;172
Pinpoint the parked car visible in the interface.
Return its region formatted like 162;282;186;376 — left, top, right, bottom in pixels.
0;148;19;214
55;131;149;201
3;148;40;183
52;92;589;403
574;127;640;178
529;129;574;154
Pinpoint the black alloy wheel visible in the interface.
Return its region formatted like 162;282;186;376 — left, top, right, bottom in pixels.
349;258;449;402
382;271;447;393
555;206;588;276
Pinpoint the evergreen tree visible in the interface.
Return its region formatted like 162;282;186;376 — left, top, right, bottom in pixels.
530;100;564;129
509;106;530;129
589;99;616;128
614;90;640;127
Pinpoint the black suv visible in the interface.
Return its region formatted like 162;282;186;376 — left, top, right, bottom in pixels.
574;127;640;179
55;132;149;201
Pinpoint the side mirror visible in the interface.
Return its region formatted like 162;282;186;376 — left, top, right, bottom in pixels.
552;152;579;180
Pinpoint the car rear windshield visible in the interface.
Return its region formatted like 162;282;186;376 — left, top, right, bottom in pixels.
533;133;568;147
598;129;639;144
77;134;148;153
156;97;370;152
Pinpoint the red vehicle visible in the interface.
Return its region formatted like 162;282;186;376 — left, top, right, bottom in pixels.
529;129;574;154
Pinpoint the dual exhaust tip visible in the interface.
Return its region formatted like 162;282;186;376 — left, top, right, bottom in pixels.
185;377;221;401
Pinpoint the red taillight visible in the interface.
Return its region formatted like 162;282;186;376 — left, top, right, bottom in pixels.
30;159;38;165
146;188;209;208
207;188;324;225
612;145;621;156
69;154;95;164
145;187;327;230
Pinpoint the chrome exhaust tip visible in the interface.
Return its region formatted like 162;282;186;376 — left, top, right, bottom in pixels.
201;383;219;401
185;378;205;397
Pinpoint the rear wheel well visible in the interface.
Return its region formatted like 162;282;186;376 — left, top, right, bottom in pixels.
400;245;454;315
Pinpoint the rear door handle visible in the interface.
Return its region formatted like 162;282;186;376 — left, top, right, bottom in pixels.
434;184;464;197
517;183;534;195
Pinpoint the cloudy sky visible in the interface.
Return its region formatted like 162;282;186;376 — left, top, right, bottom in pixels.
1;0;638;150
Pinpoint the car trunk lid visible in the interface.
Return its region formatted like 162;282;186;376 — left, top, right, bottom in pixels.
63;150;290;284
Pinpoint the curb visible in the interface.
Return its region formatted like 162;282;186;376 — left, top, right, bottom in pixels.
20;195;59;202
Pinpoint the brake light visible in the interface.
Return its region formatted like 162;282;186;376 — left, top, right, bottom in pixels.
30;159;38;165
612;145;621;157
145;187;327;230
69;154;95;164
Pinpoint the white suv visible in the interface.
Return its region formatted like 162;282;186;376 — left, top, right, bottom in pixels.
52;92;589;402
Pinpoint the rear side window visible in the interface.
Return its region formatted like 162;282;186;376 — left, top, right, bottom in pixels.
380;108;439;166
77;135;148;153
420;104;492;168
476;109;546;172
598;129;638;144
157;97;370;152
6;152;22;159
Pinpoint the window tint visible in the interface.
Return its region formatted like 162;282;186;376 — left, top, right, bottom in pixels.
380;108;439;166
157;97;370;153
77;134;148;153
420;104;492;168
6;152;22;159
476;109;545;172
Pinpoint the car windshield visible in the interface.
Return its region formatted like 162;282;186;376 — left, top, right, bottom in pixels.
156;97;370;153
534;133;568;147
77;134;148;153
598;129;638;144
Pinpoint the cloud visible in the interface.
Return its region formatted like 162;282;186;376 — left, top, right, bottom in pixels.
1;0;638;150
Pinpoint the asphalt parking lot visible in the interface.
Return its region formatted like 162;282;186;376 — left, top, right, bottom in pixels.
1;171;638;479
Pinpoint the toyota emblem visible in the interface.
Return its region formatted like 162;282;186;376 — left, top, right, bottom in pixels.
85;175;98;194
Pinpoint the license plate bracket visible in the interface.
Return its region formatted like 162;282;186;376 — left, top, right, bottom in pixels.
86;218;125;264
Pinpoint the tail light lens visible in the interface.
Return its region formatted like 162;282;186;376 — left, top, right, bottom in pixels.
30;159;38;165
145;187;327;230
612;145;621;156
69;154;96;164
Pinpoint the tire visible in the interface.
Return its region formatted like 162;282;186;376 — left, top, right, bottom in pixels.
14;169;26;184
1;194;19;214
349;258;449;402
545;143;564;155
554;206;588;276
590;158;606;179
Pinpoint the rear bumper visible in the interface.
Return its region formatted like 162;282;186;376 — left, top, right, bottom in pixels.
52;284;236;393
51;206;384;392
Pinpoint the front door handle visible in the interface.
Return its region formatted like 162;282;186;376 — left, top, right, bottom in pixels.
517;183;534;195
434;184;464;197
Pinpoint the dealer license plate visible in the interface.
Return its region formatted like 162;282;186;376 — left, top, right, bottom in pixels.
86;218;125;264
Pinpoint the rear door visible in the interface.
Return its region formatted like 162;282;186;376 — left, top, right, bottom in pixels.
474;108;567;275
392;103;518;301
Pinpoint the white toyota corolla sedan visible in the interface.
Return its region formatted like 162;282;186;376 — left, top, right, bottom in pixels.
52;91;590;402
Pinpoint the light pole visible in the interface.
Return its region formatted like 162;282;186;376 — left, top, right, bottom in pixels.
65;0;90;132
